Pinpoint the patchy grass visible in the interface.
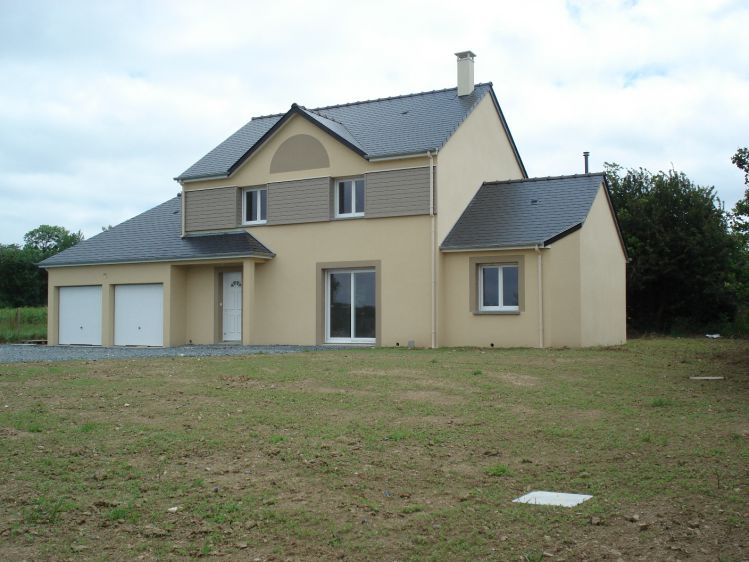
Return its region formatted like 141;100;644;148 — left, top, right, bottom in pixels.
0;306;46;342
0;338;747;560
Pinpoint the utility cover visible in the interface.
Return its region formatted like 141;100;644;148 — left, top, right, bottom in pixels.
513;491;592;507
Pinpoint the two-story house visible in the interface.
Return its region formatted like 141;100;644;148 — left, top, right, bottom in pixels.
40;52;626;348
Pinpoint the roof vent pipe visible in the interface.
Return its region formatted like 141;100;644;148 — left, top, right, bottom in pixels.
583;151;590;174
455;51;476;96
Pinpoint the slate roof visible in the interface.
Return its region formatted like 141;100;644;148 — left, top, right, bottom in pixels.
441;174;608;251
39;197;274;268
177;83;526;181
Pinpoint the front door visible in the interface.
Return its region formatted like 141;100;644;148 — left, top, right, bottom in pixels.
325;269;376;344
222;272;242;342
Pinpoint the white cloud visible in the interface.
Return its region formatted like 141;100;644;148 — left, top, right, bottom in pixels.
1;0;748;243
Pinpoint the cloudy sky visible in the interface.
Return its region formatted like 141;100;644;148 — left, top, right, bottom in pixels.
1;0;748;244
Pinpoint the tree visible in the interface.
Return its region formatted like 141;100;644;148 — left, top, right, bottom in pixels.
23;225;83;257
0;225;84;307
731;147;749;236
605;163;741;332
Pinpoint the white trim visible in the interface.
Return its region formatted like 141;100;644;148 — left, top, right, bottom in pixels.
242;186;268;225
334;178;365;218
324;268;376;344
478;263;519;312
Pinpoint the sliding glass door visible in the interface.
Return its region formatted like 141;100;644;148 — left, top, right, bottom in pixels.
326;269;375;343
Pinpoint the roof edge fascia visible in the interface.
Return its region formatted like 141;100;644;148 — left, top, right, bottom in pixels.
486;87;528;179
40;252;275;269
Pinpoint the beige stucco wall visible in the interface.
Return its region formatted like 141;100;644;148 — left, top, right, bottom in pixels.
435;94;524;242
580;186;627;346
182;114;432;192
440;249;542;347
46;262;175;346
248;215;432;346
542;231;583;347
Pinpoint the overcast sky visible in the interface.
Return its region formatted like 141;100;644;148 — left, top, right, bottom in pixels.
1;0;748;244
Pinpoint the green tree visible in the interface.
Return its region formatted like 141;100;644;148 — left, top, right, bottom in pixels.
606;163;741;332
731;147;749;236
0;226;83;307
23;225;83;257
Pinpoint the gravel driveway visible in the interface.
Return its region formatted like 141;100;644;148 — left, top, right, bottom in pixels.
0;344;343;364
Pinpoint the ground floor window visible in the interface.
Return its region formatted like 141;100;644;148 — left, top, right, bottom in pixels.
478;263;519;312
325;269;375;343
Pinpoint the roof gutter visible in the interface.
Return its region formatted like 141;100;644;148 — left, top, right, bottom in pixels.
440;244;546;253
368;150;439;163
40;253;275;269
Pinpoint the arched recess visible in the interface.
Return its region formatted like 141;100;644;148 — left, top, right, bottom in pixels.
270;134;330;173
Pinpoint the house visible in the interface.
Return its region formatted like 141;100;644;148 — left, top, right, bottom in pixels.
40;52;626;348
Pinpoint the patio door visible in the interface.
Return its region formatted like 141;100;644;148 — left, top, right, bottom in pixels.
325;269;375;344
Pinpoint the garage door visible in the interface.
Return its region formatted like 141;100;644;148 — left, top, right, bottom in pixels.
59;286;102;345
114;284;164;346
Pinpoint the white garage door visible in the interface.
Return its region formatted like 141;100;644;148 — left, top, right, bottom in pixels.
114;284;164;346
59;286;102;345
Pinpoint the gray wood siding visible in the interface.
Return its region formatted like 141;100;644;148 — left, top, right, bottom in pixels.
267;177;331;225
365;167;431;218
184;187;238;232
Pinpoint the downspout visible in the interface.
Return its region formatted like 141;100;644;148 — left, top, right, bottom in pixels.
428;150;437;349
535;245;544;348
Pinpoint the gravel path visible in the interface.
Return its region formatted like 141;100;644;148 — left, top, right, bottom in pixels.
0;344;347;364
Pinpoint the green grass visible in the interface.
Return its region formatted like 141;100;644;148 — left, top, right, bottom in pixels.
0;306;46;342
0;337;747;560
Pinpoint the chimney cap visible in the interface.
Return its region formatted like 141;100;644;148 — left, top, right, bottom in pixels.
455;50;477;60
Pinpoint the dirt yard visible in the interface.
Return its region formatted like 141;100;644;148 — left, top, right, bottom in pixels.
0;338;747;561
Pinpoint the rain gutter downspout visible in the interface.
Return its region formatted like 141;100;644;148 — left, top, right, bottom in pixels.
428;150;437;349
535;245;544;348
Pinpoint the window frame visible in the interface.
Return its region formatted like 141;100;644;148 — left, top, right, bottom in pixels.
334;178;365;219
478;263;520;312
324;268;376;344
242;186;267;225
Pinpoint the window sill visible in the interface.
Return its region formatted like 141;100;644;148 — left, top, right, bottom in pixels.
242;220;267;226
473;310;521;316
333;214;365;220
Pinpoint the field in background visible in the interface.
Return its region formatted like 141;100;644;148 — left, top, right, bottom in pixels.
0;338;747;560
0;307;46;343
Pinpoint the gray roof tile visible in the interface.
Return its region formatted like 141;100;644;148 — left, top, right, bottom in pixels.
441;174;605;250
40;197;273;267
177;84;498;181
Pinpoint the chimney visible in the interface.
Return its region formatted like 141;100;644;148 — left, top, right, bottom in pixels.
583;151;590;174
455;51;476;96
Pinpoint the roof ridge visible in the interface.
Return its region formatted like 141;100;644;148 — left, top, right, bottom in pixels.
311;82;493;112
484;173;605;186
249;82;494;121
302;106;346;126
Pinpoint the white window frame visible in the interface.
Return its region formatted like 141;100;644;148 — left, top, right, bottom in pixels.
478;263;519;312
242;187;267;225
334;178;365;218
324;268;376;344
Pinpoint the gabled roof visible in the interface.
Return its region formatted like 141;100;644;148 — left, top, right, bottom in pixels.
39;197;274;268
441;174;612;251
177;83;526;181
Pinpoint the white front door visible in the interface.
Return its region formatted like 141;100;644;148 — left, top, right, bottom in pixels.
222;272;242;342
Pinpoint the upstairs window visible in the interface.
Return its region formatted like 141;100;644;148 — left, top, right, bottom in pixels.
243;187;267;225
479;264;519;312
335;178;365;218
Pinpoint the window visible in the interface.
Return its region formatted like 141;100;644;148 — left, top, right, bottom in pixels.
325;269;375;343
243;187;267;224
334;178;365;218
478;264;519;312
